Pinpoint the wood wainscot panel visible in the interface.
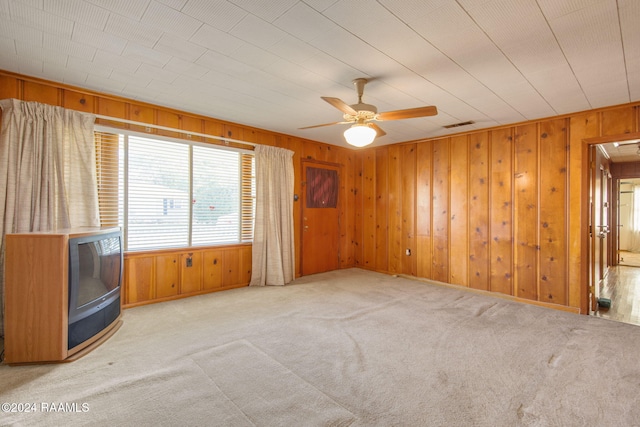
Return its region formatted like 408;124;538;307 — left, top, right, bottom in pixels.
489;127;514;296
375;146;390;272
432;138;450;282
401;144;417;276
416;141;432;279
514;123;539;301
125;256;155;305
361;150;376;269
538;119;569;305
449;135;469;287
468;132;490;291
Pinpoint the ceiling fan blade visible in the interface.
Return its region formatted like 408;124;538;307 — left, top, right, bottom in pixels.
377;106;438;121
299;121;345;130
370;123;386;137
321;97;357;115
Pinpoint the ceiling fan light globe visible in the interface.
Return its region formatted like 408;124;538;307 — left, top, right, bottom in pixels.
344;124;376;147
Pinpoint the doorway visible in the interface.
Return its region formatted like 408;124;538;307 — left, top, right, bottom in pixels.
617;178;640;267
300;160;341;276
589;135;640;326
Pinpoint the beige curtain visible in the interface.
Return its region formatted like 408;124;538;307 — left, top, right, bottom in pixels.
250;145;295;286
0;98;98;334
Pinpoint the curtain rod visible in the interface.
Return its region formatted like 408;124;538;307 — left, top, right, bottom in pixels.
94;114;257;147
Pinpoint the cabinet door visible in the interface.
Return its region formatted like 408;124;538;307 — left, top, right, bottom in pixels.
180;252;202;294
156;255;179;298
125;257;154;304
203;250;223;289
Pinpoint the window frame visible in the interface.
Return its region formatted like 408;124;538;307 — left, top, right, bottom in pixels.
94;125;255;252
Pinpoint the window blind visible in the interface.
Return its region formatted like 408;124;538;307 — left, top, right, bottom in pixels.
94;129;255;251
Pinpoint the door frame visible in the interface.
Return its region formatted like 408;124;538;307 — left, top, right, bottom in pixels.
582;131;640;314
300;159;343;276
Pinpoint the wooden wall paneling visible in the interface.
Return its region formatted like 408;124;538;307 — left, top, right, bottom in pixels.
538;119;569;305
97;98;127;129
468;132;490;291
155;254;179;299
240;245;252;284
388;145;403;274
62;90;95;113
343;150;359;268
352;151;364;268
0;74;20;99
416;141;432;279
514;123;539;300
402;144;417;276
156;110;180;138
337;158;350;268
489;128;514;295
125;256;155;304
375;147;389;272
126;103;155;133
600;106;636;136
180;252;203;294
22;80;59;105
223;248;241;286
568;112;600;311
449;135;469;286
180;115;205;142
203;250;223;289
361;151;376;269
223;123;244;141
203;120;224;143
432;138;450;282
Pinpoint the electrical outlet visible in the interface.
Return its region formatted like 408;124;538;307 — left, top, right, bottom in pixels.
186;257;192;267
405;249;411;256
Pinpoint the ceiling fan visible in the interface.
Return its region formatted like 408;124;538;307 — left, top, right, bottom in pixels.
300;78;438;147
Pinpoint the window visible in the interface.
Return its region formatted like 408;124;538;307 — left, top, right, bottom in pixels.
95;129;255;251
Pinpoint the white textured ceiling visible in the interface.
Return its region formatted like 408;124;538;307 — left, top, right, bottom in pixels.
0;0;638;149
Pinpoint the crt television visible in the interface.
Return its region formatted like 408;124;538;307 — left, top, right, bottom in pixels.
67;229;123;349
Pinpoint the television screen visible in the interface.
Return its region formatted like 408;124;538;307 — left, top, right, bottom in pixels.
76;236;121;307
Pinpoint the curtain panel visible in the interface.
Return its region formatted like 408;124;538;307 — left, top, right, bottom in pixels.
0;98;98;335
250;145;295;286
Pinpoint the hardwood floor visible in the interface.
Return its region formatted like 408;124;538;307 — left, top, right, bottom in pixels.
595;265;640;326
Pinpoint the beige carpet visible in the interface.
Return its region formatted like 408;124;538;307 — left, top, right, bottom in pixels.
2;268;640;426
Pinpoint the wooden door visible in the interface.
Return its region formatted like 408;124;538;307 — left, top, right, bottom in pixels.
301;161;341;275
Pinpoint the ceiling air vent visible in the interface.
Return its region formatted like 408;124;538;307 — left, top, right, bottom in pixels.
443;120;475;129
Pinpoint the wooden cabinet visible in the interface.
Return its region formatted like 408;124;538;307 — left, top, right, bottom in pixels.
4;228;122;364
123;245;251;307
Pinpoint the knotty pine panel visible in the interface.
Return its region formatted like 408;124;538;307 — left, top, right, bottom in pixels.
416;141;432;278
514;123;539;301
375;147;389;272
62;90;95;113
539;119;568;305
432;139;450;282
23;80;59;105
489;128;514;295
388;145;403;274
339;152;357;268
127;103;155;133
180;115;205;142
97;97;127;129
468;132;490;291
600;106;636;136
0;74;19;99
361;151;376;269
449;135;469;287
402;144;417;276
